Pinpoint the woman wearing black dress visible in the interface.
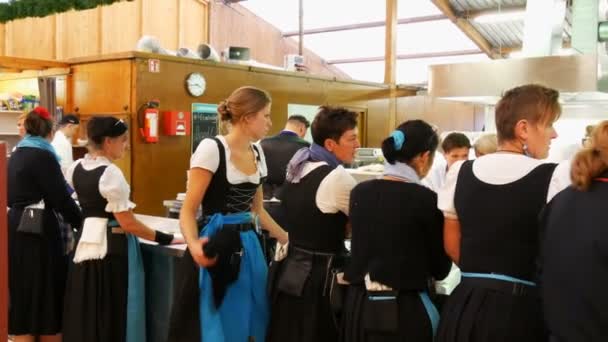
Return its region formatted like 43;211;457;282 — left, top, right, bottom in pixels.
7;107;82;342
62;116;178;342
342;120;451;342
436;84;569;342
541;120;608;341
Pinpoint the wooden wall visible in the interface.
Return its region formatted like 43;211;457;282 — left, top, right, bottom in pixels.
65;60;133;184
209;2;350;79
397;96;484;133
129;56;393;215
0;0;209;60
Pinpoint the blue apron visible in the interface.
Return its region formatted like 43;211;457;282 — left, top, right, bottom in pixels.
198;212;269;342
108;219;147;342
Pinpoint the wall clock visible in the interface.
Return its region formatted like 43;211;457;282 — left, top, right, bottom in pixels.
186;72;206;97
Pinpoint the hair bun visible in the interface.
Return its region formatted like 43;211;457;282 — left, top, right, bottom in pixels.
217;100;232;121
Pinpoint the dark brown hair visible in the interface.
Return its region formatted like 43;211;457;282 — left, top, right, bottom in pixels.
311;106;358;146
495;84;561;143
382;120;439;164
24;110;53;137
571;121;608;191
217;86;271;123
441;132;471;153
87;116;129;150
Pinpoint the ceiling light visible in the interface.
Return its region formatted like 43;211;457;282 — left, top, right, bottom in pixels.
473;10;526;24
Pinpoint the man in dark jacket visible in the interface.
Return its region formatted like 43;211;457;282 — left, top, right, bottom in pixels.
259;115;310;260
260;115;310;200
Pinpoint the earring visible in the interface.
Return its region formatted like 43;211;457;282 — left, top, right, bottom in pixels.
522;142;530;156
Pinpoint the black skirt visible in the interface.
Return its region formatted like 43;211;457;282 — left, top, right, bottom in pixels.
267;253;337;342
436;279;547;342
62;234;128;342
167;249;202;342
8;208;68;335
341;285;433;342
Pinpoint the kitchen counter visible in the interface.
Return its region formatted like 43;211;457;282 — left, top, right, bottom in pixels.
134;214;186;342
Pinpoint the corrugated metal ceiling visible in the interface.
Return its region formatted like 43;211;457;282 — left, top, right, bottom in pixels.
450;0;571;50
450;0;526;13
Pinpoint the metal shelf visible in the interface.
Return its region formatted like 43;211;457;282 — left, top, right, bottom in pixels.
0;110;24;115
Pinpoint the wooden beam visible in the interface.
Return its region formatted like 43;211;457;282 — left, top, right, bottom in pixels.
385;0;397;85
385;0;398;133
463;6;525;19
0;56;69;71
0;68;22;73
282;14;447;37
494;40;572;56
327;49;483;64
431;0;501;59
0;67;71;81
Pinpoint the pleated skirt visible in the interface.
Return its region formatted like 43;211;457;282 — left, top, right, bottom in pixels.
436;280;547;342
62;234;128;342
341;285;433;342
8;208;68;336
267;254;338;342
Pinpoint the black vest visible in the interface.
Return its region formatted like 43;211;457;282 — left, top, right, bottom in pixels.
202;138;262;217
281;165;347;253
260;133;309;200
455;160;557;280
72;163;116;221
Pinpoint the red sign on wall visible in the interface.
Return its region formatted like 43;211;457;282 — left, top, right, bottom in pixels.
148;59;160;73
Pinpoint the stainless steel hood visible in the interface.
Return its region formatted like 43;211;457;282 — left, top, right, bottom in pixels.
429;0;608;106
428;53;608;105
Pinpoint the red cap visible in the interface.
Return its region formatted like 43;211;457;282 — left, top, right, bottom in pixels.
32;106;51;120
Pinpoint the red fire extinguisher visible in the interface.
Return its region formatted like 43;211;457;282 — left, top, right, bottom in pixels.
138;100;160;143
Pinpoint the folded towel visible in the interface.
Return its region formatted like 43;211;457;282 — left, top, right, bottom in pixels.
73;217;108;263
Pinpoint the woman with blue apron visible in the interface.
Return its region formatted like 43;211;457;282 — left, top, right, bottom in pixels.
436;84;570;341
168;86;288;342
62;116;176;342
342;120;451;342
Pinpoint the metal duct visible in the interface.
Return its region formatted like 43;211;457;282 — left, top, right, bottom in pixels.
571;0;600;53
521;0;567;57
429;1;608;105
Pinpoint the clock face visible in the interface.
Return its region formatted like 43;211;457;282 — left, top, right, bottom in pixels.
186;72;206;97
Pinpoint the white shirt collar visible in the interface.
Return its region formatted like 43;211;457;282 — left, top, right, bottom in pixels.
82;153;112;166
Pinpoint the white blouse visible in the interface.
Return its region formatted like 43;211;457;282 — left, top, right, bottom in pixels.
300;162;357;216
66;155;136;213
438;153;571;219
191;136;267;184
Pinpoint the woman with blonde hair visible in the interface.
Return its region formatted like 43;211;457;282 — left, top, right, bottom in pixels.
541;121;608;342
168;86;288;341
473;133;498;158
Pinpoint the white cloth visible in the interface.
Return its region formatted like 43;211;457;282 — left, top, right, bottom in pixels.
73;217;108;263
364;273;393;291
300;162;357;215
67;155;136;213
435;263;461;295
51;130;74;176
421;155;448;192
438;154;572;219
191;136;267;184
51;130;74;177
273;241;289;261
